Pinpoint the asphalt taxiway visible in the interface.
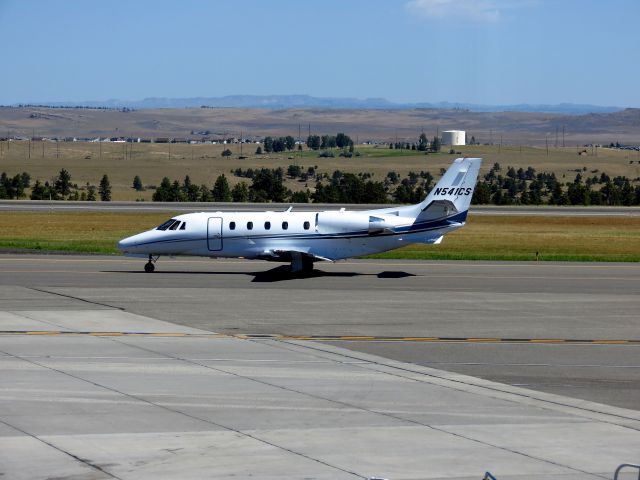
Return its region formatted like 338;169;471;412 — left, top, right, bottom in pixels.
1;254;639;479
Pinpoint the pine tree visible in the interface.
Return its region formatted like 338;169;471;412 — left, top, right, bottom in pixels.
54;168;72;197
231;182;249;202
98;174;111;201
212;174;231;201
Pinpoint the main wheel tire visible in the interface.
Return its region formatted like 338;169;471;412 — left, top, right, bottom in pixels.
144;262;155;273
301;258;314;274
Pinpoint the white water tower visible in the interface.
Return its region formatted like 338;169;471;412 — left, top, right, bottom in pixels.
442;130;466;146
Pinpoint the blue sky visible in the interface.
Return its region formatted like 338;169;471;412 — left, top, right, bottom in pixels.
1;0;638;106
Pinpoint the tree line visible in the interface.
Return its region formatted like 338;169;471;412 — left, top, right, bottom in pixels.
472;162;640;206
0;169;111;201
3;164;639;206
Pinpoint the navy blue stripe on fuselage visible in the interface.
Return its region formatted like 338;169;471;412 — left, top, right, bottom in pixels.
128;211;467;248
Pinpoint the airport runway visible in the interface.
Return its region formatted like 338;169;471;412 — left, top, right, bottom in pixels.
2;254;640;479
2;200;640;216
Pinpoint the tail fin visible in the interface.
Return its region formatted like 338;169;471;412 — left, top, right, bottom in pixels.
416;157;482;221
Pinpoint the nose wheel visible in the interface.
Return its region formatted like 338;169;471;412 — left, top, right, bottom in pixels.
144;255;156;273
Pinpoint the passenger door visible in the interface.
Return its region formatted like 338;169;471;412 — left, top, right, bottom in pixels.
207;217;223;251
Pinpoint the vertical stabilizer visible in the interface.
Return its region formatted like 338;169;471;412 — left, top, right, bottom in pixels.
416;157;482;220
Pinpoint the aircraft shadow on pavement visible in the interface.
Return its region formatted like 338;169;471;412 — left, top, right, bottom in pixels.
108;266;417;283
252;266;417;282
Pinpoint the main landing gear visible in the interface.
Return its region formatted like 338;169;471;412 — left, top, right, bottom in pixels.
144;254;156;273
290;252;314;274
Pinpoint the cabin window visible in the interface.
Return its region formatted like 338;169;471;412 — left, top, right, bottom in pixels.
169;221;180;230
247;221;253;230
156;219;177;231
303;221;310;230
179;222;186;230
229;221;236;230
282;221;288;230
264;221;271;230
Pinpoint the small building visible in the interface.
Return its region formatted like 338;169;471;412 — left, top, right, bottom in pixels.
442;130;466;146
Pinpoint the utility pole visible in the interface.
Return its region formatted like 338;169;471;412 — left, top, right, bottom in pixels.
562;125;565;148
99;140;102;160
546;136;549;156
56;139;59;159
555;126;558;148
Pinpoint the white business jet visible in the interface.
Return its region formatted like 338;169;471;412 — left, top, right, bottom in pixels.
118;157;482;273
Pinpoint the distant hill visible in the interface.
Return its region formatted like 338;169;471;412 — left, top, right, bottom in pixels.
2;105;639;146
10;95;624;115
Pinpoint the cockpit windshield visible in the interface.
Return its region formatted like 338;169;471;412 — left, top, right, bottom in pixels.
156;218;179;231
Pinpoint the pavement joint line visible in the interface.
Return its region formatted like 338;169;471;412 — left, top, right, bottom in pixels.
0;417;123;479
92;334;606;479
28;286;125;311
236;337;611;479
0;345;366;479
1;330;639;344
276;339;640;430
0;321;627;478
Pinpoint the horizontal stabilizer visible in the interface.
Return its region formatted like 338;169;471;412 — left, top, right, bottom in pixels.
420;199;458;220
413;235;444;245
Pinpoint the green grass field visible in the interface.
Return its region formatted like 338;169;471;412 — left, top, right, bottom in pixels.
1;212;638;262
1;141;639;201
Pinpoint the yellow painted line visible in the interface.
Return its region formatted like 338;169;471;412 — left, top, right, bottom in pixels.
529;339;567;343
592;340;630;344
338;336;376;340
149;332;188;337
401;337;440;341
1;331;640;345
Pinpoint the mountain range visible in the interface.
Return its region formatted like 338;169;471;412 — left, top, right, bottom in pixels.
13;95;624;115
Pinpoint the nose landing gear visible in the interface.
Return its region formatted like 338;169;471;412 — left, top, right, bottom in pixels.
144;254;156;273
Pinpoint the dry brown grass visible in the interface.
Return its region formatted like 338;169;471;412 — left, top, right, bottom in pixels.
1;141;638;201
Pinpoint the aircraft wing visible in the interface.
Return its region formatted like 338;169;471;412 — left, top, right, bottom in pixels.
263;249;334;263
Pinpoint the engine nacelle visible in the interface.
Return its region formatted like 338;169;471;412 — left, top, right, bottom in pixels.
316;211;369;234
316;211;400;235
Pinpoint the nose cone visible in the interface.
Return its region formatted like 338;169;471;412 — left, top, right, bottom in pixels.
117;231;155;254
117;235;135;253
